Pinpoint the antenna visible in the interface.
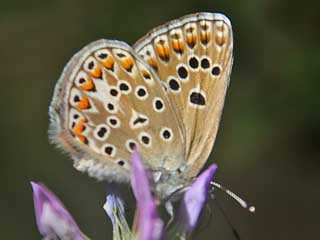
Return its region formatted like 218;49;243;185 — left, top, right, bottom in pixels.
210;181;255;213
214;199;241;240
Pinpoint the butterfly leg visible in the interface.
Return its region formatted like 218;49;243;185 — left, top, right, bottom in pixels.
165;201;175;227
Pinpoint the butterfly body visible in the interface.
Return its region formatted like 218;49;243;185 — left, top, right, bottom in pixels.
49;13;233;200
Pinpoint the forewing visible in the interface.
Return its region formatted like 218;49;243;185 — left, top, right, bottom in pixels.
134;13;233;177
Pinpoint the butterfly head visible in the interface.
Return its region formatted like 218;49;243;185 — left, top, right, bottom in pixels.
149;166;193;201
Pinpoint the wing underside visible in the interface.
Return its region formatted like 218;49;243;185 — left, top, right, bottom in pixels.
134;13;233;177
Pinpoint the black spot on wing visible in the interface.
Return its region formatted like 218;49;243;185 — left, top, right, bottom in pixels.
190;92;206;106
168;78;180;91
133;117;147;125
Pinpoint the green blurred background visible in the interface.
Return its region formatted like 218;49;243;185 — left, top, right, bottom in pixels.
1;0;319;239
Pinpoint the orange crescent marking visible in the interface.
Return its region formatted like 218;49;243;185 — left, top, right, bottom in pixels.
81;78;95;91
77;135;87;144
147;58;158;69
120;58;133;70
102;56;114;69
142;70;151;79
172;40;179;51
78;96;90;109
215;35;224;46
186;33;196;46
91;67;102;78
156;44;165;58
73;122;85;134
164;45;170;57
156;44;170;59
200;30;211;44
73;118;88;143
172;39;184;53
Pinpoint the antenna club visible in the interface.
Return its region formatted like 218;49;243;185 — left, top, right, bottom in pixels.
249;206;256;213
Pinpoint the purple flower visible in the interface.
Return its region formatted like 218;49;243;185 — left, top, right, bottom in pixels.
30;153;217;239
31;182;86;240
178;164;218;234
131;148;164;240
103;192;131;239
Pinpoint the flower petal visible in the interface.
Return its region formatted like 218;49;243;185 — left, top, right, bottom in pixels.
31;182;85;240
103;191;132;239
130;149;164;240
130;148;153;205
103;194;117;226
179;164;218;234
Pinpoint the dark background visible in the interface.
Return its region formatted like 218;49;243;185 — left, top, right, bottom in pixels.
1;0;319;239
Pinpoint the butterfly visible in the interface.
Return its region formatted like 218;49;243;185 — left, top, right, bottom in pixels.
49;12;233;200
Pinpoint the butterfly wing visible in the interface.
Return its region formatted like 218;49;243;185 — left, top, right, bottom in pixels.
49;39;185;182
133;13;233;177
